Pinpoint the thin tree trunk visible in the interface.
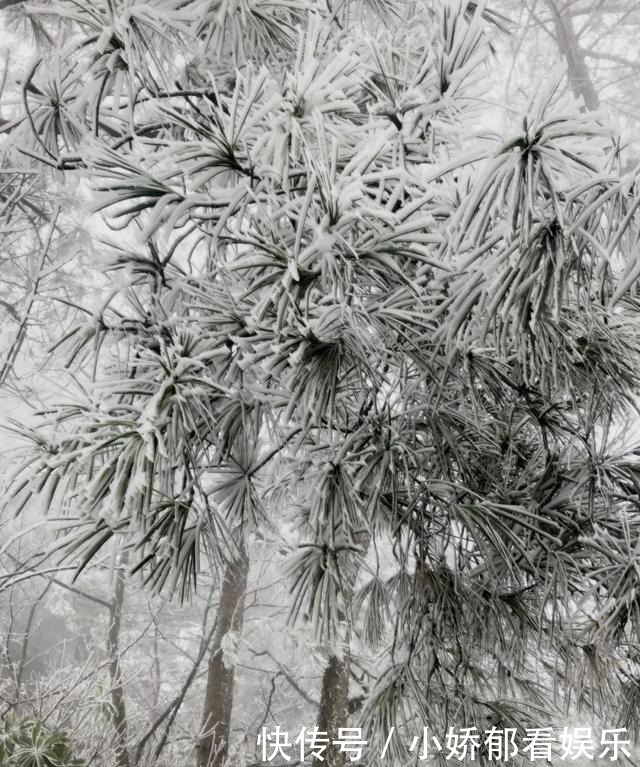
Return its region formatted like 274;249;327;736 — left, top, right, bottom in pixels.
198;548;249;767
107;555;130;767
314;654;350;767
313;530;371;767
0;207;59;387
545;0;599;111
13;581;52;693
134;586;218;764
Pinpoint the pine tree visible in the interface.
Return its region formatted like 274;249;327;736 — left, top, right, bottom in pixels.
6;0;640;764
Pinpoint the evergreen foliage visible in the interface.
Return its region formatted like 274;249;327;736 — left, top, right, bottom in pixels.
5;0;640;762
0;716;84;767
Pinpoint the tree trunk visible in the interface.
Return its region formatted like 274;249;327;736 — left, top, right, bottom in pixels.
107;555;130;767
314;654;350;767
198;548;249;767
545;0;599;111
313;530;371;767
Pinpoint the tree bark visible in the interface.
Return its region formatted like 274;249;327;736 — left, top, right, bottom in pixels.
314;654;350;767
198;548;249;767
545;0;599;111
313;530;371;767
107;555;130;767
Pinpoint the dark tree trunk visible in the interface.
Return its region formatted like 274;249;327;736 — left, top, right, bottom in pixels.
546;0;599;111
198;549;249;767
314;654;350;767
107;557;130;767
313;530;371;767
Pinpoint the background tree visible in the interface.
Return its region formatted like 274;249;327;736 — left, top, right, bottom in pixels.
495;0;640;142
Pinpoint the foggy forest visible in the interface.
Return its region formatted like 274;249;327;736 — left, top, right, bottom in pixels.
1;1;640;766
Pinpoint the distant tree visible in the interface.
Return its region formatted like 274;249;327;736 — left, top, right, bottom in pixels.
497;0;640;135
5;1;640;766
